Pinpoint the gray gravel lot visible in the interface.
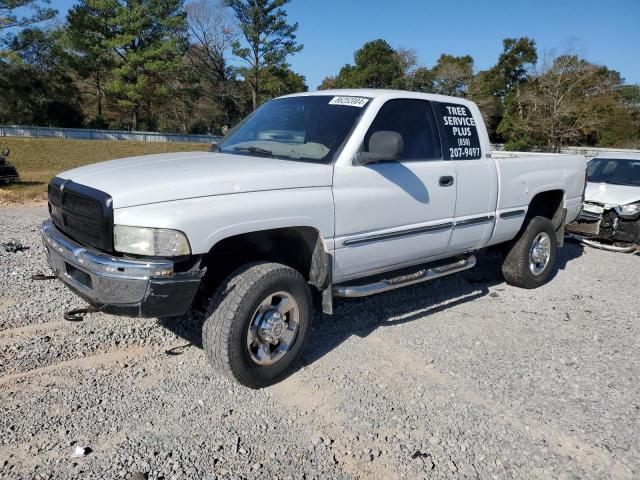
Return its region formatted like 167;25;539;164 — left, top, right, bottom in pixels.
1;204;639;480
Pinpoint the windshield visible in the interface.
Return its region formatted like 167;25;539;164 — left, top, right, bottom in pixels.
587;158;640;187
218;95;370;163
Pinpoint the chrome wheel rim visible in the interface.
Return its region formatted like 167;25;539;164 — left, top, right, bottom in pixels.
529;232;551;275
246;291;300;366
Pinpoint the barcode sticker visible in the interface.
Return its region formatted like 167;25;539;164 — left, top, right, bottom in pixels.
328;96;368;107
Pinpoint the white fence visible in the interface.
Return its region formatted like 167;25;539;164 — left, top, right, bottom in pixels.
558;146;640;158
0;125;220;143
491;144;640;159
2;125;639;157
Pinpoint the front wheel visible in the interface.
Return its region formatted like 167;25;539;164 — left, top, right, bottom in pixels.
501;216;558;289
202;262;312;388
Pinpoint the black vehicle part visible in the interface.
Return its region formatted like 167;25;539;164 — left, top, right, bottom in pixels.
64;306;97;322
60;271;203;318
32;273;57;281
600;210;618;237
165;343;192;356
2;240;29;253
48;177;114;252
0;153;20;184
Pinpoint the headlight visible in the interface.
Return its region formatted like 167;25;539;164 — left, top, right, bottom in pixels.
615;202;640;219
114;225;191;256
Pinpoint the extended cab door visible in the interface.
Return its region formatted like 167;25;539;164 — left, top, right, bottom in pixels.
430;101;498;253
332;99;456;282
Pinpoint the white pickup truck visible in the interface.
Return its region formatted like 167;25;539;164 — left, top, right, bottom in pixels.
41;89;586;387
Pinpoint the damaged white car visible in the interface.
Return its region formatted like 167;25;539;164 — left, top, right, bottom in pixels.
567;153;640;252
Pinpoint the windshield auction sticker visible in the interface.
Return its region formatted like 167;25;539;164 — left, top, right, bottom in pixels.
328;96;369;107
433;102;482;160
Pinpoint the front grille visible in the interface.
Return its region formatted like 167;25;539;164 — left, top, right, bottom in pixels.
62;191;103;218
47;178;114;251
64;214;101;239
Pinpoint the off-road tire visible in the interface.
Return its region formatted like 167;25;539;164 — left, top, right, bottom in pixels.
501;216;557;289
202;262;312;388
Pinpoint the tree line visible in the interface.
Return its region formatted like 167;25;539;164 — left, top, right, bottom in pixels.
0;0;304;133
1;0;639;151
319;38;640;151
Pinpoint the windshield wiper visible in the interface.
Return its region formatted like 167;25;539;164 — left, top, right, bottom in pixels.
233;146;274;157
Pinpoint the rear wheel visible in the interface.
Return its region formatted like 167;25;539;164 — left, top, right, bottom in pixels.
501;216;557;289
202;262;312;388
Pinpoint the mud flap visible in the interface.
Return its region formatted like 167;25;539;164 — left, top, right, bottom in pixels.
322;285;333;315
553;208;567;248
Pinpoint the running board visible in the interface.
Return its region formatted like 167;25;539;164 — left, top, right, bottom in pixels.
333;255;477;298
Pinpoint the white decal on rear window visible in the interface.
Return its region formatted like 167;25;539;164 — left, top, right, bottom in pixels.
328;96;368;108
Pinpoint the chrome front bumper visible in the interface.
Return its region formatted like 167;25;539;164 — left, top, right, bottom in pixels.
40;220;202;317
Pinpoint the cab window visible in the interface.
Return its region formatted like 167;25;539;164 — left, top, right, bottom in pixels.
363;99;441;161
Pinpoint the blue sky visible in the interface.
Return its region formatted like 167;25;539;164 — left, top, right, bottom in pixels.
48;0;640;89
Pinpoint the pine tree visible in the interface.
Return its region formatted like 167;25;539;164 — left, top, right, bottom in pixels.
67;0;188;130
226;0;301;110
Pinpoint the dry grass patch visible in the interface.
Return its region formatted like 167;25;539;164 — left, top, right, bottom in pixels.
0;137;209;205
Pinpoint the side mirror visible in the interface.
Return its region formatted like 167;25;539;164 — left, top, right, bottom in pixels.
354;131;403;166
1;148;9;157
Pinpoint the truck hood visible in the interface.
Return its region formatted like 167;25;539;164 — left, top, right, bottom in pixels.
58;152;333;208
585;182;640;207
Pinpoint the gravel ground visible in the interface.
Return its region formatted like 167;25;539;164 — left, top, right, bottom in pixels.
1;204;639;480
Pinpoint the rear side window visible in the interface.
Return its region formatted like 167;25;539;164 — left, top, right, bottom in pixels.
364;99;441;161
432;102;482;160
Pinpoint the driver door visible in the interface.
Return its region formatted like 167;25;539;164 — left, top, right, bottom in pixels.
332;99;456;281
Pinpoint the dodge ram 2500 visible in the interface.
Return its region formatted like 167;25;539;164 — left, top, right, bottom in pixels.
41;89;586;387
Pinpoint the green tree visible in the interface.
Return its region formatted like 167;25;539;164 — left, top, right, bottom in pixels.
470;37;537;141
595;94;637;148
261;64;306;98
330;39;402;89
0;0;55;38
0;27;83;126
226;0;302;111
317;75;337;90
65;1;115;121
491;37;537;99
393;66;435;93
67;0;189;130
468;69;503;140
614;84;640;147
500;54;625;151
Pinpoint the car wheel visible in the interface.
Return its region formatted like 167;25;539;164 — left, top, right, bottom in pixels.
202;262;312;388
501;216;557;289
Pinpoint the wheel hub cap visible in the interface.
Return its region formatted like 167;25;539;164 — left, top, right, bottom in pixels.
258;311;287;344
529;232;551;275
247;292;300;366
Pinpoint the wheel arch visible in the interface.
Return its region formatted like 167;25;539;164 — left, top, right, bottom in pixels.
197;226;332;306
523;189;567;245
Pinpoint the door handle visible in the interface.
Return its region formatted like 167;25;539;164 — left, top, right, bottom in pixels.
439;176;454;187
